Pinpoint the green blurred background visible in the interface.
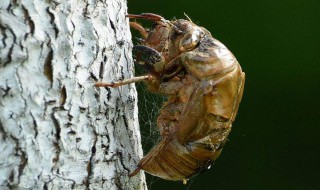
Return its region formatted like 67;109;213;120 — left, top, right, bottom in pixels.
128;0;320;189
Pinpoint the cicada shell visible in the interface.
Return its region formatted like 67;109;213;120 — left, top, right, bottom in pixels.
96;13;245;181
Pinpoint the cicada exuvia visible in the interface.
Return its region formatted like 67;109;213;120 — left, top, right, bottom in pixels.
96;13;245;182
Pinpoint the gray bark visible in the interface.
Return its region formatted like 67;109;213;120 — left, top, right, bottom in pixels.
0;0;146;189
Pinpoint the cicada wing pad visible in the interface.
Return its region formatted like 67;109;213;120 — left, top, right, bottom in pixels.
174;65;245;175
177;65;245;143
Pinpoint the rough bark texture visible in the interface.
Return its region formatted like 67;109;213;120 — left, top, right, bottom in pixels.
0;0;146;189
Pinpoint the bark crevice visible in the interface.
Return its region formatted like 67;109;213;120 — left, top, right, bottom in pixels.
51;108;61;164
10;135;27;184
21;5;35;35
44;46;54;83
46;7;58;38
86;130;97;189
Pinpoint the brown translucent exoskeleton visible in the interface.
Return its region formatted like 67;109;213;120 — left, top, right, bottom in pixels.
95;13;245;181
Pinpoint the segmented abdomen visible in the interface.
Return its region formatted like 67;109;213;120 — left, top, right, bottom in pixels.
133;65;244;180
136;135;228;181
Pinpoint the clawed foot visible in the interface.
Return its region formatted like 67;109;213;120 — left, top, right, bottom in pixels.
133;45;163;65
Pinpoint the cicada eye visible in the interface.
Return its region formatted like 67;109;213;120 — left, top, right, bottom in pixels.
179;28;204;52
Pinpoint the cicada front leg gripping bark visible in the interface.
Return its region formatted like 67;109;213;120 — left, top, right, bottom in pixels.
96;13;245;182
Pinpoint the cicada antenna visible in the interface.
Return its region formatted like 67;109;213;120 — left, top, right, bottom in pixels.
184;12;193;23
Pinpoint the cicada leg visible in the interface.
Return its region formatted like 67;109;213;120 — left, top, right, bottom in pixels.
129;22;148;39
127;13;165;22
133;45;165;75
133;45;163;64
95;75;155;88
127;13;182;34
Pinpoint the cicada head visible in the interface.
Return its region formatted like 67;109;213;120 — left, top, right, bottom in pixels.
129;14;207;78
145;19;206;61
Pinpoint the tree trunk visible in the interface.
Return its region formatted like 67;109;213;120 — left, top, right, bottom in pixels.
0;0;146;189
